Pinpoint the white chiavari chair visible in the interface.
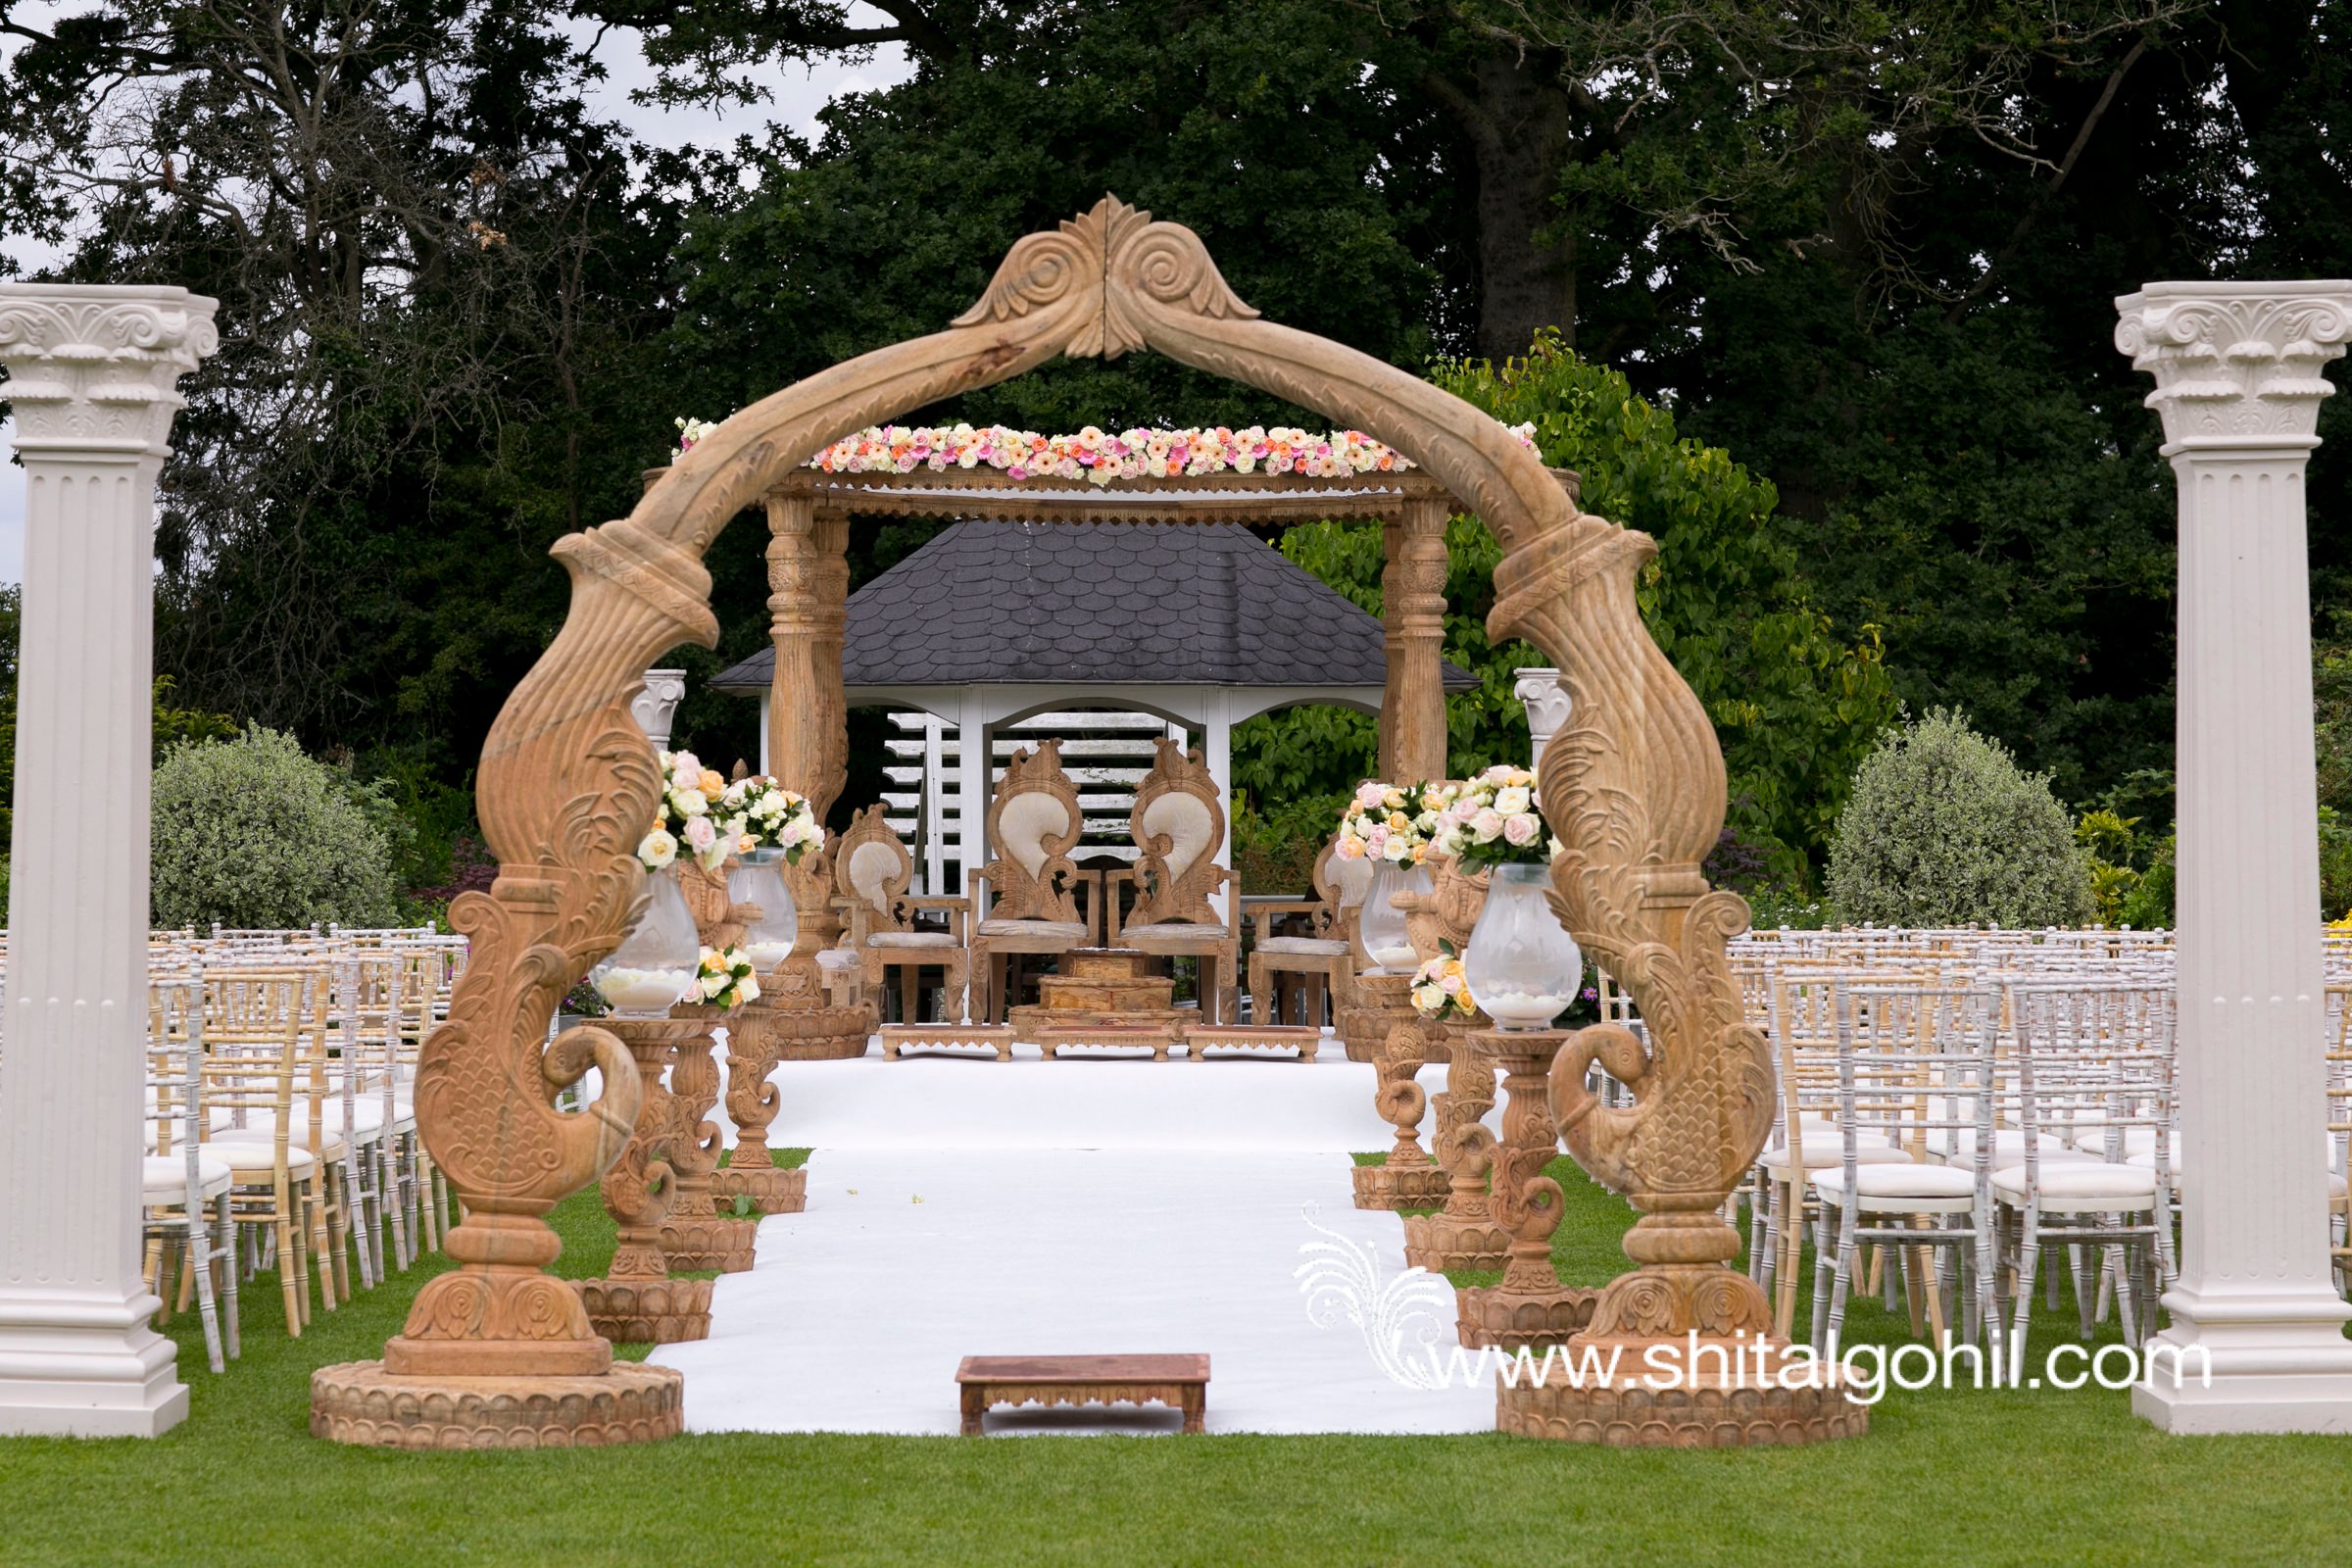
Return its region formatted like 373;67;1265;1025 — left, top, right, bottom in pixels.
143;972;235;1372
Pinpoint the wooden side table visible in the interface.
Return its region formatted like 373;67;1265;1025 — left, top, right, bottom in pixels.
956;1354;1209;1434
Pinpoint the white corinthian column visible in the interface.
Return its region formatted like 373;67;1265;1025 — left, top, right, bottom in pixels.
0;285;219;1436
1513;665;1571;771
2116;280;2352;1433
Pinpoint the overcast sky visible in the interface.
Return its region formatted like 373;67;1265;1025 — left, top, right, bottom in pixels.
0;9;912;585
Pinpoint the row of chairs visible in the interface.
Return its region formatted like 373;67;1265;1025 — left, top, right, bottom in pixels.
1732;930;2185;1354
135;926;467;1373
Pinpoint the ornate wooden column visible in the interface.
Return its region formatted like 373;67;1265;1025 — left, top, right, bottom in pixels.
664;865;760;1270
1349;1011;1450;1210
766;487;851;952
568;1020;713;1345
1455;1029;1594;1348
0;285;218;1437
1379;488;1450;784
761;485;874;1056
2117;281;2352;1433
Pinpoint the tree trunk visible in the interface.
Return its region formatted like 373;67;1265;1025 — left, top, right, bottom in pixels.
1467;50;1578;361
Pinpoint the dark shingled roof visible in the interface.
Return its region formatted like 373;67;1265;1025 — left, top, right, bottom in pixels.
712;518;1479;692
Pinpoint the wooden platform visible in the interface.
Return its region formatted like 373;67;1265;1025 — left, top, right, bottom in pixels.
955;1353;1209;1434
879;1023;1016;1061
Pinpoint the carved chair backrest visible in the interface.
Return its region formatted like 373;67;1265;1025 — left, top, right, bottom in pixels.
981;740;1083;923
838;803;915;935
1129;736;1227;927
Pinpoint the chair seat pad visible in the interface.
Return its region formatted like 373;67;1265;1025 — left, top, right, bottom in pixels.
978;919;1087;940
1811;1163;1977;1200
868;932;958;950
143;1152;234;1201
1992;1162;2158;1203
205;1140;318;1178
1255;937;1348;956
1122;923;1228;945
1766;1144;1915;1173
814;949;859;970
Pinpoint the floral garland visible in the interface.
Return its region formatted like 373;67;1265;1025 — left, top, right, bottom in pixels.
695;946;760;1009
1428;765;1560;871
675;416;1540;487
719;774;825;865
1409;946;1476;1022
1333;780;1448;866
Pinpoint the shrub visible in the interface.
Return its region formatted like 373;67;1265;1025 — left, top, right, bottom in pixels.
152;724;407;930
1826;710;2094;927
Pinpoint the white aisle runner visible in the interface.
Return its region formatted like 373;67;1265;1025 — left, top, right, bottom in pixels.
649;1053;1502;1435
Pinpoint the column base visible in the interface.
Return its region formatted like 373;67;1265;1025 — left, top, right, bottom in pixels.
1352;1160;1451;1211
1494;1351;1868;1447
1402;1209;1511;1273
311;1360;683;1447
659;1215;759;1273
570;1277;714;1344
710;1163;807;1214
767;1004;875;1060
0;1302;188;1437
1455;1283;1597;1350
2132;1285;2352;1433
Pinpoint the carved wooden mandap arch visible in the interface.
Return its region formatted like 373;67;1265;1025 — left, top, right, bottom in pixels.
313;197;1853;1449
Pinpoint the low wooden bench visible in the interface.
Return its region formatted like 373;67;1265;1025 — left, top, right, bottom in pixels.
1182;1024;1321;1062
956;1354;1209;1434
1030;1022;1187;1061
879;1023;1016;1061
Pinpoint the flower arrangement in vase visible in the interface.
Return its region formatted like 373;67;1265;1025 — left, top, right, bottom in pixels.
717;774;824;864
1427;765;1562;871
639;749;736;874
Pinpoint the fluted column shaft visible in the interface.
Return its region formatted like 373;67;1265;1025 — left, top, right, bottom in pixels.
0;284;217;1436
2117;279;2352;1433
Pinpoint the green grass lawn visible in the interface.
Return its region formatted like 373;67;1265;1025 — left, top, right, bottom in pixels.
2;1148;2345;1567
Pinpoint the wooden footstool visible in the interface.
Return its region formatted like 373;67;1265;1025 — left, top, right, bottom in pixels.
1030;1023;1186;1061
956;1354;1209;1434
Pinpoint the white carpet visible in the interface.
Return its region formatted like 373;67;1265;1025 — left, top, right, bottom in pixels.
648;1040;1505;1435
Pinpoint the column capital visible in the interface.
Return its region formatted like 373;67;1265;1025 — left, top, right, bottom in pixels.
0;284;219;457
630;667;688;752
2114;280;2352;454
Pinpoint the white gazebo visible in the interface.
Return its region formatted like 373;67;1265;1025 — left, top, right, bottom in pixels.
711;509;1476;902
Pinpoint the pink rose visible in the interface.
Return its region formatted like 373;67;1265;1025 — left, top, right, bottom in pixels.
1471;808;1505;843
683;816;716;852
1356;781;1389;809
1502;812;1540;847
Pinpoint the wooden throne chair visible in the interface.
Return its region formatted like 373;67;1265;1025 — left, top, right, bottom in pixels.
834;804;970;1023
1107;738;1240;1024
971;740;1098;1023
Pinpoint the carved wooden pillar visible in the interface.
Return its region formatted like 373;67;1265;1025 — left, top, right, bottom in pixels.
1401;1025;1509;1271
1379;491;1449;784
567;1020;712;1345
1348;1008;1451;1210
766;489;852;968
663;862;762;1267
710;1003;808;1213
1455;1029;1594;1348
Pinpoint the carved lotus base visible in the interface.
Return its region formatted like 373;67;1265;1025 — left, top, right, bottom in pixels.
570;1277;714;1344
766;1004;875;1060
1455;1284;1598;1349
659;1216;759;1273
710;1163;806;1214
1401;1210;1512;1272
310;1360;684;1448
1494;1355;1869;1447
1351;1159;1452;1211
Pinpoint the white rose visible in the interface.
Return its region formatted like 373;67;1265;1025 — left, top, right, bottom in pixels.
638;830;677;870
1382;836;1411;862
1493;786;1531;816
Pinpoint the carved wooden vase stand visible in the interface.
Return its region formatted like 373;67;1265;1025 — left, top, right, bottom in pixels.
568;1017;715;1345
660;1008;760;1271
1351;1005;1450;1210
1453;1029;1594;1349
1400;1019;1511;1271
710;998;807;1213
